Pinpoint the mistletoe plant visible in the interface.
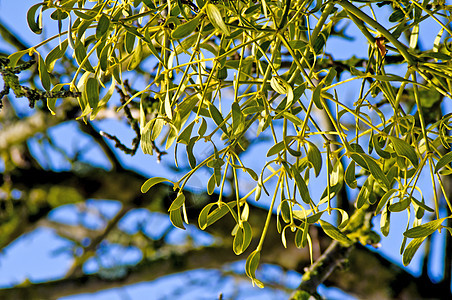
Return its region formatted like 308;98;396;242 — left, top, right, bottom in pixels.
5;0;452;295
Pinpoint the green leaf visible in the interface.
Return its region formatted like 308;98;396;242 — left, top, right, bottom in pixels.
231;102;245;136
245;250;263;288
411;197;434;213
233;225;244;254
206;4;230;36
85;77;99;110
187;136;197;169
127;39;143;71
45;39;69;72
270;77;288;94
201;201;236;228
233;221;252;255
404;218;446;238
267;141;285;157
312;84;323;109
207;174;216;195
380;206;390;236
7;50;29;68
375;189;398;214
168;193;186;211
170;208;186;230
307;141;322;177
177;121;196;145
281;112;303;126
141;177;172;193
389;197;410;212
351;153;390;189
280;200;291;223
198;203;215;229
38;55;51;91
96;14;110;39
150;118;164;141
319;220;353;246
388;136;418;168
307;211;325;224
292;167;312;204
208;102;227;135
356;177;372;209
172;15;200;39
345;161;357;189
389;9;405;23
402;237;426;266
27;3;43;34
74;42;95;72
435;151;452;173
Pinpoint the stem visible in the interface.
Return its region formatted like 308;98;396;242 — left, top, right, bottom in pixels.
339;0;416;65
256;174;282;251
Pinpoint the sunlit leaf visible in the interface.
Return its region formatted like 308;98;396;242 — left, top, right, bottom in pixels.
404;218;446;238
168;193;186;211
402;237;426;266
170;208;186;230
206;4;230;36
141;177;172;193
319;220;353;246
435;151;452;173
388;136;418;168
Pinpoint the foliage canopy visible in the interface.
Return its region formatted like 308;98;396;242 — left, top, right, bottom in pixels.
2;0;452;297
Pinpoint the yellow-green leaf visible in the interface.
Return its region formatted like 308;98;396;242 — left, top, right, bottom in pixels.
168;193;186;211
206;4;230;36
388;136;419;168
402;237;426;266
403;218;446;238
172;15;200;39
267;141;285;157
435;151;452;173
170;208;186;229
141;177;172;193
307;141;322;177
319;220;353;246
96;14;110;39
85;77;99;110
27;3;43;34
38;55;51;91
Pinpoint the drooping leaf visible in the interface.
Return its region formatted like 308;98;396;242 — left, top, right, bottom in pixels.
319;220;353;246
307;141;322;177
96;14;110;39
38;54;51;91
402;237;426;266
292;167;312;205
45;39;69;72
388;136;419;168
231;102;245;136
141;177;172;193
170;208;186;229
172;15;200;39
245;250;263;288
168;193;186;211
206;4;230;36
435;151;452;173
27;3;44;34
403;218;446;238
345;161;357;189
85;77;99;110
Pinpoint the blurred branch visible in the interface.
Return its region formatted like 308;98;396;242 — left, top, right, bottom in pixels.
78;121;124;171
65;205;133;278
0;20;28;51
